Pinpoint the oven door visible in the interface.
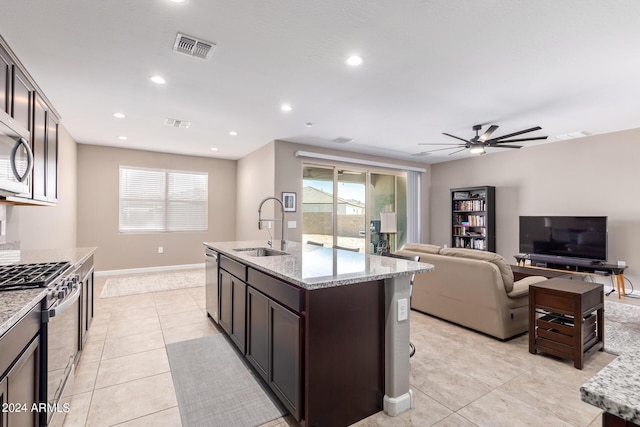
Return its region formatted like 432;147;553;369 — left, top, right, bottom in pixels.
0;118;33;197
45;279;80;427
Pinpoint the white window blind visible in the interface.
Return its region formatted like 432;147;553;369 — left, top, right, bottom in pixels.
119;166;208;233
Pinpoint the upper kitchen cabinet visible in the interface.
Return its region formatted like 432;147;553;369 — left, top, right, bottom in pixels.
32;93;58;203
0;34;60;205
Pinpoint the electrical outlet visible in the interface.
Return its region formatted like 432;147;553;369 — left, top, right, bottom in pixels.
158;246;164;254
397;298;408;322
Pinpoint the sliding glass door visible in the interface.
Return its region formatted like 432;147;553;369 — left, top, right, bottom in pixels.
302;166;334;247
336;169;366;252
302;164;406;254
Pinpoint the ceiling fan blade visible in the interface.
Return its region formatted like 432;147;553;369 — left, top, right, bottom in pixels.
489;126;542;142
421;146;466;153
478;125;499;142
418;142;467;146
448;148;468;155
492;144;522;149
492;136;548;144
442;133;471;144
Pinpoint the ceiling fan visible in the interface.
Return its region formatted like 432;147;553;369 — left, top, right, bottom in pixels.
418;124;548;155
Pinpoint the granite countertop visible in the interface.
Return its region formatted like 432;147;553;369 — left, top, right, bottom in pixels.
204;240;434;290
0;247;97;337
580;349;640;424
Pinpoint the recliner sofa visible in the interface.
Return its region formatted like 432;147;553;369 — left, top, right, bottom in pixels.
396;243;548;340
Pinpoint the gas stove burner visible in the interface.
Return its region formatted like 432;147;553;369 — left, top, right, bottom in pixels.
0;262;71;291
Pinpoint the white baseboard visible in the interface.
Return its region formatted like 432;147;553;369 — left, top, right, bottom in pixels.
95;263;205;277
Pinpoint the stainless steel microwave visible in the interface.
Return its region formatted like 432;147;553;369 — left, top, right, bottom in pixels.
0;116;33;197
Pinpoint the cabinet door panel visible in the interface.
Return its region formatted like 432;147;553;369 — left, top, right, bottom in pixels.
219;270;233;335
11;67;32;132
7;337;39;427
246;287;269;380
46;113;58;200
32;96;46;200
231;279;246;353
270;300;300;419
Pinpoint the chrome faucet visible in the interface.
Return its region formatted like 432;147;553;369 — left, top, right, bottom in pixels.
258;197;286;250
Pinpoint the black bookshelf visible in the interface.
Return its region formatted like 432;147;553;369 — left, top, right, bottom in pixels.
451;186;495;252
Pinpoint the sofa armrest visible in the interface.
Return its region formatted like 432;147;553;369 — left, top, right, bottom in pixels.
507;276;548;298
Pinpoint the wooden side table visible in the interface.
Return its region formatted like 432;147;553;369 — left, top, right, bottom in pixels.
529;278;604;369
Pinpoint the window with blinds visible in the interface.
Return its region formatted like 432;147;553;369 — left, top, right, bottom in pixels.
119;166;208;233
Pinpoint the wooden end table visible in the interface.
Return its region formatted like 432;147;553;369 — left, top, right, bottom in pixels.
529;278;604;369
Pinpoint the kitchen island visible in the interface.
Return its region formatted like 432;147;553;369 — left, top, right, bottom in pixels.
204;240;434;427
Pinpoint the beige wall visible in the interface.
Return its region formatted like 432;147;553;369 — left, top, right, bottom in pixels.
429;128;640;284
8;125;77;249
273;140;432;243
235;142;276;242
76;144;236;271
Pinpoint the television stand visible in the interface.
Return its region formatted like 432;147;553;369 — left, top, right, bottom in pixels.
513;256;628;299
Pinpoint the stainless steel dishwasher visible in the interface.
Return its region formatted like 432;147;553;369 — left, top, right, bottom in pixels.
205;248;219;323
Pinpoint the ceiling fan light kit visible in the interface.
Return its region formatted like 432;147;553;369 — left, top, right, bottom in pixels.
418;124;548;156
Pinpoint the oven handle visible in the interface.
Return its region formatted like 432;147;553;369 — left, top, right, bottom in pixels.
48;283;81;320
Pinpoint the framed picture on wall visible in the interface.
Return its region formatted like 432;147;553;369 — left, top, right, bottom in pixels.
282;192;296;212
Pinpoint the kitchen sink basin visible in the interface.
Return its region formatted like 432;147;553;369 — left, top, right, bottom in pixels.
233;247;289;257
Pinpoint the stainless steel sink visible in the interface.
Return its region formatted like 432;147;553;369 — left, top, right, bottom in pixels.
233;247;289;257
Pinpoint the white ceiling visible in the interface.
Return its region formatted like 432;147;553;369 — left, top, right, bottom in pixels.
1;0;639;164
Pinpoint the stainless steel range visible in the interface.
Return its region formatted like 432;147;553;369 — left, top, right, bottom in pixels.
0;261;79;427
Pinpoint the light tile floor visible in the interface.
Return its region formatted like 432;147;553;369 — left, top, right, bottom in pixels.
63;274;638;426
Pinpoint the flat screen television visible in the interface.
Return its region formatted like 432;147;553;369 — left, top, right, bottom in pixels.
519;216;608;263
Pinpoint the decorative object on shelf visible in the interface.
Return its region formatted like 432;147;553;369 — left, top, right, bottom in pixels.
282;192;296;212
418;124;547;155
450;186;495;251
380;212;397;253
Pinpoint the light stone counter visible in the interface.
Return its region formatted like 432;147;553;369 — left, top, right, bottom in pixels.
0;247;97;337
204;240;434;290
580;348;640;424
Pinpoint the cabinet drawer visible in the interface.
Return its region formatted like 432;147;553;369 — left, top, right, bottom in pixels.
248;268;303;314
534;292;574;313
220;255;247;281
0;303;41;378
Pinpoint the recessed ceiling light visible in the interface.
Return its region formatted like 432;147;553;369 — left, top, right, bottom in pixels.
305;122;313;127
229;131;238;136
117;136;128;140
345;55;363;66
281;104;292;112
113;112;125;119
210;147;218;151
150;75;166;85
169;0;187;3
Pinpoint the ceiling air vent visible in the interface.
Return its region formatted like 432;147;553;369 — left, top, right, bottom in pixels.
331;137;354;144
164;118;192;129
173;33;216;60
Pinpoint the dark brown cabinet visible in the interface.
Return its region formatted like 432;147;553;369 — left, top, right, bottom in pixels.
32;94;58;203
1;35;59;205
79;256;94;349
219;269;246;353
246;287;269;379
269;299;300;419
11;67;33;135
0;304;42;427
246;286;301;420
5;338;39;427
